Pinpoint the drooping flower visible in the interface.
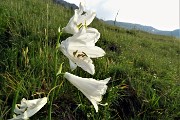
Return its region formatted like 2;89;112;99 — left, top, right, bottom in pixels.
64;72;110;112
9;97;47;120
60;27;105;75
62;2;96;34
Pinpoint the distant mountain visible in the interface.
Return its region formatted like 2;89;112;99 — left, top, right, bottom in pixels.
54;0;78;10
106;20;180;38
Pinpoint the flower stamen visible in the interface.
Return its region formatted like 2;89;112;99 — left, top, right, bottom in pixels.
73;50;78;56
73;50;88;58
77;23;83;29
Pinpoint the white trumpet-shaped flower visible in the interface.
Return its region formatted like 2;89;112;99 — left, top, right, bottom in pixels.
60;27;105;75
63;2;96;34
9;97;47;120
64;72;110;112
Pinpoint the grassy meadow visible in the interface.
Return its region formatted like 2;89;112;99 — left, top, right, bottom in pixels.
0;0;180;119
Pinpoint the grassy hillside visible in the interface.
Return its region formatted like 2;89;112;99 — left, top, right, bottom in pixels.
0;0;179;119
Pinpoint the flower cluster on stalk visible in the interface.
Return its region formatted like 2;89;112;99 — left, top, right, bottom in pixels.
9;2;110;120
60;2;110;113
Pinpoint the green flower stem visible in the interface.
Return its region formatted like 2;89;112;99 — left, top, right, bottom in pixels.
47;80;64;101
48;30;62;120
11;86;20;117
11;74;22;118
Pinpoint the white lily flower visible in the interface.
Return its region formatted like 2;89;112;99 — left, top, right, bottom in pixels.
60;27;105;75
63;2;96;34
9;97;47;120
64;72;110;112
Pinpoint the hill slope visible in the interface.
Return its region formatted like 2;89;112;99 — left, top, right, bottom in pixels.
0;0;180;119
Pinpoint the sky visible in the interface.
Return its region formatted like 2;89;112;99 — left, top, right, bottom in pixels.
63;0;179;31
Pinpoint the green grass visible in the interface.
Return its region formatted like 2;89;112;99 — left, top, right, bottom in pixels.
0;0;180;119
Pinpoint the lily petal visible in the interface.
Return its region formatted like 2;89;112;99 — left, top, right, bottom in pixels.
75;57;95;75
76;2;84;15
60;41;95;74
76;27;100;45
72;46;105;58
60;27;105;75
69;59;77;71
63;3;96;34
9;97;47;120
64;72;110;112
77;10;96;26
25;97;47;118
